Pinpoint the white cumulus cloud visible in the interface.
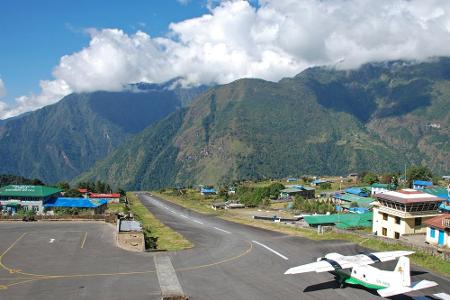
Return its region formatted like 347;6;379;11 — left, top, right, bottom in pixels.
3;0;450;119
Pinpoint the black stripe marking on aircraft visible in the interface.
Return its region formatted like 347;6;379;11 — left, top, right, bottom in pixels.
320;258;343;270
363;252;381;263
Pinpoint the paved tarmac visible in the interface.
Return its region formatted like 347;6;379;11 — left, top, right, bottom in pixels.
0;193;449;300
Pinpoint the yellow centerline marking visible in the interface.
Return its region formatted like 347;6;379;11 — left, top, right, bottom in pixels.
80;232;87;249
0;233;27;274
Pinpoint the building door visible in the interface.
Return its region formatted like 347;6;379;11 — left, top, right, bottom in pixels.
438;230;445;246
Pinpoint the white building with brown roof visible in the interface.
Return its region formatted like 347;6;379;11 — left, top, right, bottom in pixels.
425;214;450;248
372;189;444;239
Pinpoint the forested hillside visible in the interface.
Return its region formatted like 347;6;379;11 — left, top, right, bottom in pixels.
80;59;450;189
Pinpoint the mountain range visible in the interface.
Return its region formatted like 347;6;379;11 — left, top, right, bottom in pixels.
77;58;450;189
0;80;207;183
1;59;449;189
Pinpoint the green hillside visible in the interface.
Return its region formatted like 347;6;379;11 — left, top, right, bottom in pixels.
0;82;207;183
79;59;450;190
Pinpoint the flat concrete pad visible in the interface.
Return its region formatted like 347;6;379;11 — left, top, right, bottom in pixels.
154;255;186;300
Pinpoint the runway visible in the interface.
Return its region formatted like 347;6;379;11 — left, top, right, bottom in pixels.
0;192;449;299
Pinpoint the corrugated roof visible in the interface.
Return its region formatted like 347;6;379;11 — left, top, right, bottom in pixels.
376;189;444;204
345;187;369;197
423;187;448;197
424;214;450;230
0;185;62;198
335;194;374;208
89;193;121;198
371;183;389;188
44;197;107;208
413;180;433;186
304;212;372;229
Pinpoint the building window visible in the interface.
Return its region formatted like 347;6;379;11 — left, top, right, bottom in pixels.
382;213;388;221
394;232;400;239
430;228;435;238
382;227;387;236
415;217;422;227
395;217;401;225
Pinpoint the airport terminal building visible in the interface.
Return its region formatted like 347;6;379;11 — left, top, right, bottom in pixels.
0;185;62;214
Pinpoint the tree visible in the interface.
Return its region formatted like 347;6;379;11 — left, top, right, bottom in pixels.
406;165;433;187
362;172;378;185
64;189;82;197
350;201;359;208
57;181;70;191
268;183;285;198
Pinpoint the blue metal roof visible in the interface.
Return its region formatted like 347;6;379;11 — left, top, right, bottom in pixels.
413;180;433;186
201;188;217;193
345;187;369;197
44;197;107;208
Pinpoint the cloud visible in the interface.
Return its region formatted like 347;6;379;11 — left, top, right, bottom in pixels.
0;78;5;98
177;0;191;5
3;0;450;118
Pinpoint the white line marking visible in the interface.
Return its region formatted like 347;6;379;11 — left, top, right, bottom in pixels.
252;240;289;260
180;214;189;219
191;219;204;225
49;239;55;243
213;227;231;234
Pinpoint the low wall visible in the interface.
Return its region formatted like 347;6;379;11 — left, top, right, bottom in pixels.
0;214;116;222
332;227;450;261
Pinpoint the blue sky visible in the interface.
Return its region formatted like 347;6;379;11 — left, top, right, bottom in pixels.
0;0;208;104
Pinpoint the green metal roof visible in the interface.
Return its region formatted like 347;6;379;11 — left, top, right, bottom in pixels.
423;187;448;197
371;183;389;188
0;185;62;198
304;212;373;229
337;194;375;209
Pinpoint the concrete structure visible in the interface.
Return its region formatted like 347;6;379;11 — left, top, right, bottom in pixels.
425;215;450;248
0;185;62;215
117;219;145;252
371;183;390;195
372;189;443;239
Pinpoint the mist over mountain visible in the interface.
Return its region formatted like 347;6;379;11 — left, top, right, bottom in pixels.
0;80;208;183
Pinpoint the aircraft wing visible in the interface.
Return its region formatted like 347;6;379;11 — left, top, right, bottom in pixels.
284;260;336;274
377;280;438;298
284;251;415;275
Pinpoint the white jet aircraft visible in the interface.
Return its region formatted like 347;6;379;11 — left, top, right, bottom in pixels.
285;251;438;298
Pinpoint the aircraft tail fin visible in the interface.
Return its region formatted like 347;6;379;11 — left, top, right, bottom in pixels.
394;256;411;287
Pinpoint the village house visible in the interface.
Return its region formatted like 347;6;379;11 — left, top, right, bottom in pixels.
425;215;450;248
412;180;433;190
370;183;390;195
279;185;315;199
372;189;443;239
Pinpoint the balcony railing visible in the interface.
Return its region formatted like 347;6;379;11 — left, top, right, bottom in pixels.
443;218;450;228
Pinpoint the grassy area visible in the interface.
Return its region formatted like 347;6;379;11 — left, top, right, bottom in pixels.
126;192;193;251
106;203;128;214
154;191;450;277
152;190;219;215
